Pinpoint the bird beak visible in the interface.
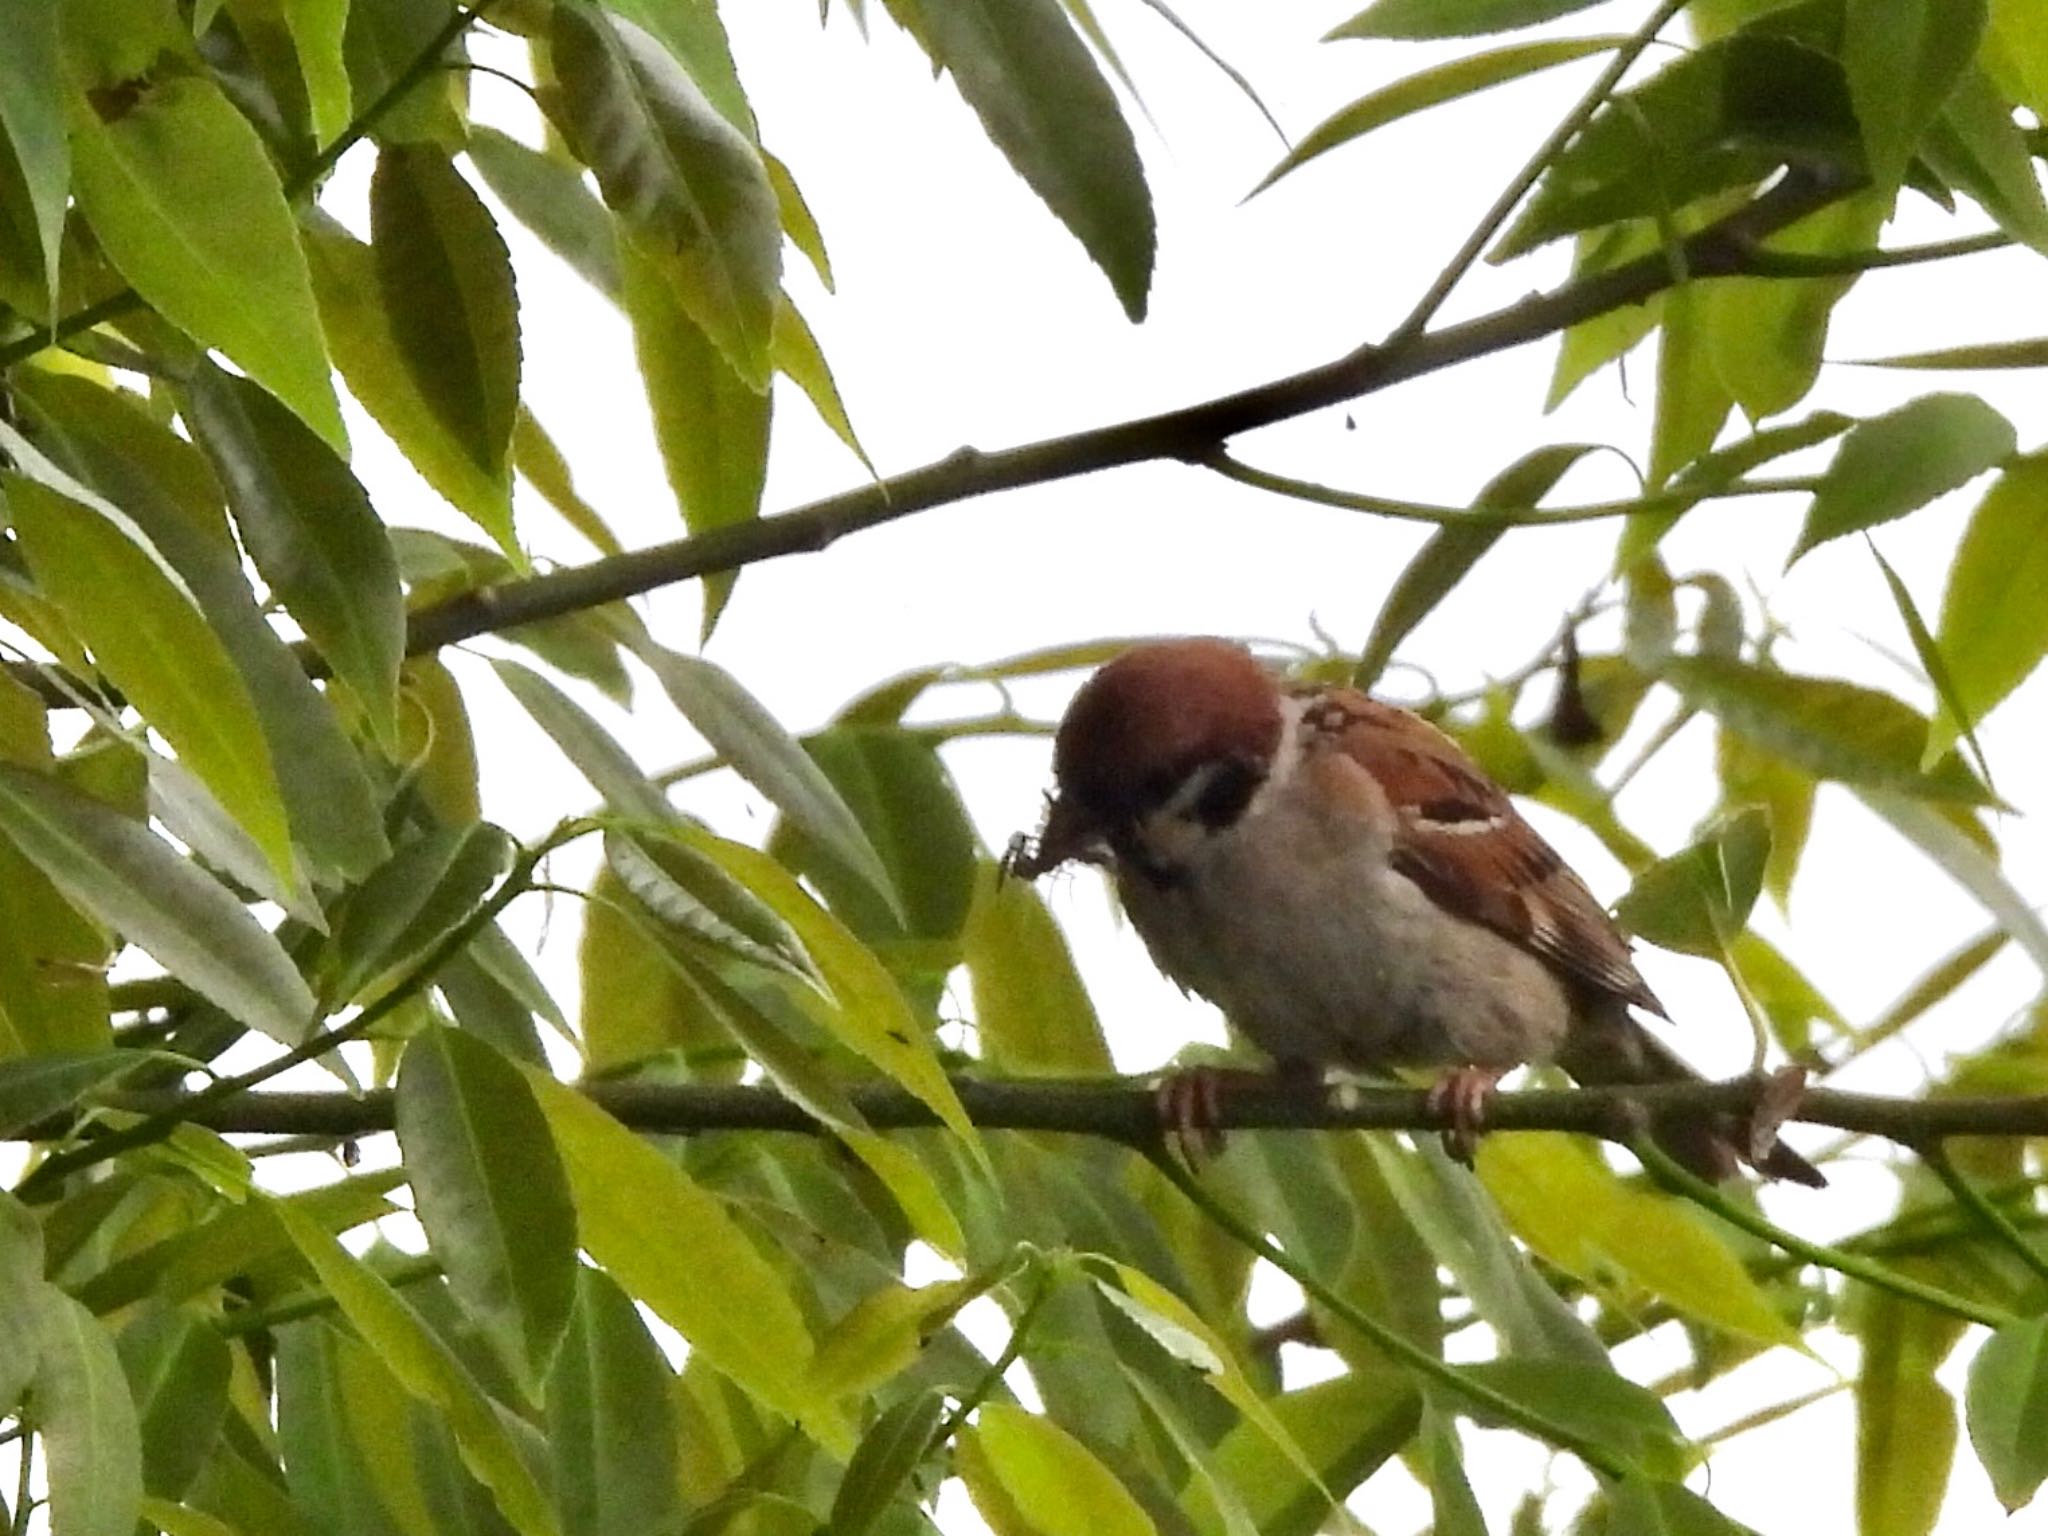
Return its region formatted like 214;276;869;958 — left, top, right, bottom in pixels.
1002;794;1105;881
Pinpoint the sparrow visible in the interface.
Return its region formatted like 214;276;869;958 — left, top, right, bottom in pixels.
1007;638;1823;1187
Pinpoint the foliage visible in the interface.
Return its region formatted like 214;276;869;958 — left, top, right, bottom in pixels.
0;2;2045;1535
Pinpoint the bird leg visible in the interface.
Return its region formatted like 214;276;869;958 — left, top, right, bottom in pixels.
1154;1061;1321;1163
1427;1065;1506;1165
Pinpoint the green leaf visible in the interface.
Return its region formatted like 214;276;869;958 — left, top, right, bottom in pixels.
10;390;387;886
548;1269;686;1536
321;823;517;1008
282;0;352;145
341;0;466;147
0;1194;41;1418
903;0;1154;321
1420;1410;1486;1536
522;1069;842;1446
35;1287;145;1536
1328;0;1607;38
1856;1289;1960;1536
1453;1360;1690;1478
371;143;522;491
592;0;754;135
675;827;980;1154
396;1026;578;1390
606;829;810;981
1548;222;1663;410
630;642;897;917
1355;446;1596;686
1476;1132;1800;1347
0;0;67;311
1604;1475;1760;1534
578;865;730;1074
467;126;623;303
1183;1372;1418;1536
1846;0;1984;189
1650;283;1735;491
1861;337;2048;369
1923;69;2048;254
1791;394;2015;561
1715;729;1814;907
808;1277;983;1403
491;659;673;826
772;295;873;476
959;1402;1158;1536
273;1202;560;1536
273;1320;413;1536
513;408;625;556
0;1051;143;1137
1663;656;1995;804
0;764;316;1044
303;218;515;550
6;473;297;883
1859;789;2048;976
550;6;781;385
118;1308;231;1500
1614;806;1770;957
1866;540;1990;794
1253;38;1620;195
1928;453;2048;762
766;150;832;291
179;366;405;748
963;861;1112;1074
65;67;342;448
830;1390;945;1536
1968;1315;2048;1511
1619;410;1855;567
619;236;770;636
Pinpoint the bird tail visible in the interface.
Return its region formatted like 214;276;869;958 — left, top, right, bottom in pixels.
1558;1007;1826;1188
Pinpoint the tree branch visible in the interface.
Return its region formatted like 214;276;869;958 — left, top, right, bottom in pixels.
35;1071;2048;1147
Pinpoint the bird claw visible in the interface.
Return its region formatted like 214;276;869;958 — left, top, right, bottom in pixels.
1155;1066;1238;1164
1427;1065;1505;1165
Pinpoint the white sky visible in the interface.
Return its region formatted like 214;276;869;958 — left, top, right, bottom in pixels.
318;3;2048;1532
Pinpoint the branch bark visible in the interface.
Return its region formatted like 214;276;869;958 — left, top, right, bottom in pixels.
47;1070;2048;1149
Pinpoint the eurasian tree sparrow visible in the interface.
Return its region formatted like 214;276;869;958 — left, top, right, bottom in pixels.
1009;638;1823;1186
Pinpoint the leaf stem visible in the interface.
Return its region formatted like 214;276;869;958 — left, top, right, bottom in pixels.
1630;1137;2016;1328
1921;1143;2048;1291
1143;1148;1633;1479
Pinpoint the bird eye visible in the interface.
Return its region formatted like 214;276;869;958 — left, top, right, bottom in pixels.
1182;756;1263;830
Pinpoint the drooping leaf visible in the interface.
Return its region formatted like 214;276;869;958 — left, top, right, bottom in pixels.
1650;284;1735;490
0;765;316;1045
896;0;1154;320
1922;69;2048;254
1355;445;1597;687
274;1207;561;1536
512;408;626;555
178;365;405;748
1715;729;1814;907
1328;0;1608;38
964;861;1113;1074
35;1287;146;1536
577;865;730;1074
281;0;352;145
303;218;515;550
630;641;897;916
1855;1288;1961;1536
549;6;781;385
522;1069;841;1445
0;1051;142;1137
117;1308;231;1500
467;125;623;302
1860;337;2048;369
1253;38;1620;196
1614;806;1771;956
1843;0;1985;191
0;0;67;311
396;1025;578;1390
63;52;342;447
1966;1314;2048;1511
1663;657;1995;804
547;1269;686;1536
6;473;297;883
959;1402;1158;1536
1453;1359;1690;1478
1790;394;2015;562
772;295;873;476
830;1390;945;1536
370;143;522;490
1476;1133;1800;1347
320;823;517;1008
619;236;770;636
1927;453;2048;762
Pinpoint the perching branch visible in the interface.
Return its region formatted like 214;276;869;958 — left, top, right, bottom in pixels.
37;1070;2048;1147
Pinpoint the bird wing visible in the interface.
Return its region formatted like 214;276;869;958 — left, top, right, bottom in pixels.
1299;688;1665;1016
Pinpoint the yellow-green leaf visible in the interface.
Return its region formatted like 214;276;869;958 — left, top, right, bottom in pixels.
960;1402;1158;1536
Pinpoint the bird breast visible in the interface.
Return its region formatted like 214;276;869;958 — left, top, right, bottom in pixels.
1112;743;1575;1073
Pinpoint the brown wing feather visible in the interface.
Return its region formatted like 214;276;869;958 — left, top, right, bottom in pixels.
1300;690;1665;1015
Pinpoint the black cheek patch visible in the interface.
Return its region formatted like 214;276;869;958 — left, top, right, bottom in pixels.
1191;756;1264;830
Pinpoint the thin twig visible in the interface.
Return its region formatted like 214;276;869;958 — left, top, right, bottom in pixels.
1631;1137;2016;1329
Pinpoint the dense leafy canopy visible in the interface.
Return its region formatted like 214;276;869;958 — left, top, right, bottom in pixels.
1;2;2046;1535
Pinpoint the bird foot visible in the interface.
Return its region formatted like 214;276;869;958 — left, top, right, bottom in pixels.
1426;1065;1505;1165
1154;1063;1320;1164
